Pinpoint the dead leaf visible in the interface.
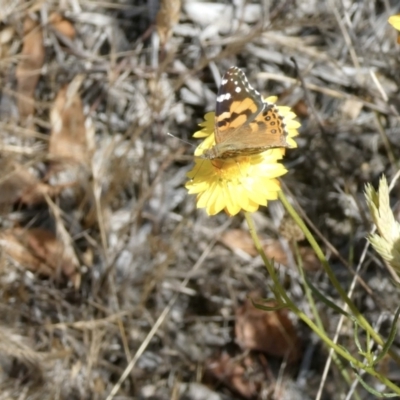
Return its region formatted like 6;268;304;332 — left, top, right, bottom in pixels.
292;99;309;118
0;228;80;286
49;12;76;39
49;76;94;168
298;247;321;272
0;161;67;207
18;181;67;206
221;230;320;271
220;229;258;257
235;298;301;363
15;16;45;119
156;0;181;46
206;353;258;399
262;238;289;266
263;238;320;271
221;231;286;261
0;161;39;206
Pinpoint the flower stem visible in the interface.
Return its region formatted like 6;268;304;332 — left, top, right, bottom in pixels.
278;191;400;366
243;210;400;395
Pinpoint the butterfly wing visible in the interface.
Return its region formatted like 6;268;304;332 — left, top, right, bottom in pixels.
214;67;264;144
221;102;289;149
208;67;289;159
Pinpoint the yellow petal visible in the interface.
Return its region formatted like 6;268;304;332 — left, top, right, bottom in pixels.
389;15;400;31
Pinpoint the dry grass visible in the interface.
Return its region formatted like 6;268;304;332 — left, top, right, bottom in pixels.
0;0;400;399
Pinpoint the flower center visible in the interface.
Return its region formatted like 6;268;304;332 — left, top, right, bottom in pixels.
212;157;253;182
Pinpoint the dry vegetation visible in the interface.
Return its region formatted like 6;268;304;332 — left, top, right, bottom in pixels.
0;0;400;399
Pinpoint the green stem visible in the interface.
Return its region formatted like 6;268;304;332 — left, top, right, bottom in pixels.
294;241;360;399
243;210;400;395
278;191;400;366
293;241;323;329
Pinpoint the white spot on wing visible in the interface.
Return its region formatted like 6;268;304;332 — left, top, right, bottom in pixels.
217;93;231;102
221;79;228;85
235;86;241;93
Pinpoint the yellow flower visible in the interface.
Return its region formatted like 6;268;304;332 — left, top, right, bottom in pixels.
389;14;400;31
185;97;300;216
388;14;400;43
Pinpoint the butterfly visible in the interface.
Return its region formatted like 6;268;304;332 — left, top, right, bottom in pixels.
201;67;290;160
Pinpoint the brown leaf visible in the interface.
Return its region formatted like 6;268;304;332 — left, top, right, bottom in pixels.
298;246;321;272
0;230;53;276
221;231;285;261
221;230;320;271
18;181;66;206
0;228;80;285
262;239;289;266
235;298;301;363
15;17;45;119
263;239;320;272
291;99;309;118
0;161;38;206
0;161;66;207
49;76;94;167
156;0;181;46
49;12;76;39
206;353;258;399
220;229;258;257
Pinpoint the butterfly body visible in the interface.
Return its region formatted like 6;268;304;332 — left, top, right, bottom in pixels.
202;67;290;160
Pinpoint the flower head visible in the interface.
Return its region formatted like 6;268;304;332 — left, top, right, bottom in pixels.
185;97;300;216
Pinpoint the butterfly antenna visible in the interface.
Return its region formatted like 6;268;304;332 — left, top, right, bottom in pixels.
167;132;195;148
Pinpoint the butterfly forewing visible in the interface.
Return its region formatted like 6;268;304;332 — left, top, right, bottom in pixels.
202;66;290;160
214;67;264;143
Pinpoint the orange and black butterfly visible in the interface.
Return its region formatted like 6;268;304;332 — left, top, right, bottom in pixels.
202;67;290;160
